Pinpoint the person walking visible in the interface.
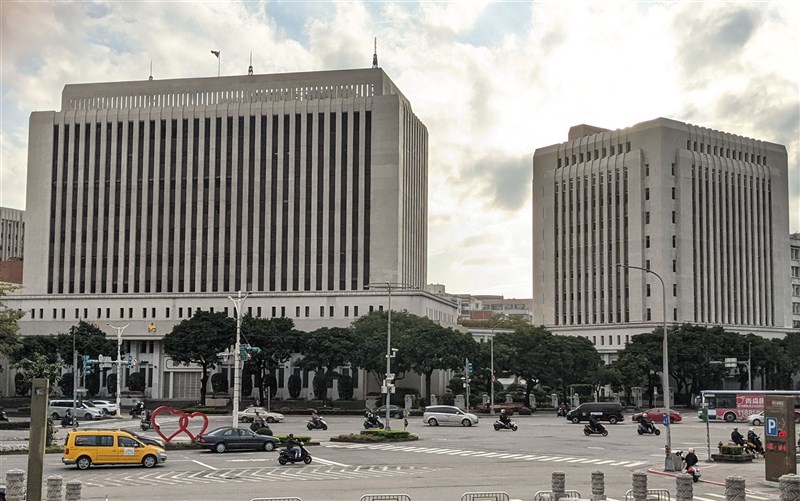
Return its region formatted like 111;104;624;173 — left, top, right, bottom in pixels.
403;408;409;431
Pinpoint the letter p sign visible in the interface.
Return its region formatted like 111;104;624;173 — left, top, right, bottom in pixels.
765;417;778;437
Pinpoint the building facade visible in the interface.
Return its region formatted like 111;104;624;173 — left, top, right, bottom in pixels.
0;207;24;284
532;118;793;360
7;68;457;400
791;232;800;329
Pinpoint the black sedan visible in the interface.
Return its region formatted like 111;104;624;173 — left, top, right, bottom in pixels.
196;427;280;453
374;405;406;419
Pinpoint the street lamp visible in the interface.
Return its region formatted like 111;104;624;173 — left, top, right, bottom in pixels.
617;263;672;465
107;324;129;418
228;290;249;429
487;319;507;416
366;282;416;431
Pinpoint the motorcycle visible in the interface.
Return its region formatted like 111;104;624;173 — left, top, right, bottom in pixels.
637;423;661;436
61;415;79;428
363;415;385;430
583;423;608;437
277;444;313;465
493;419;518;431
250;419;273;436
676;451;701;482
130;402;145;419
556;405;569;417
745;436;764;456
306;417;328;431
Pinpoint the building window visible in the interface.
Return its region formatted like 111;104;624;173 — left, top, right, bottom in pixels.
673;308;678;321
647;308;652;321
672;235;676;248
305;306;310;317
645;212;650;224
296;306;301;317
645;164;649;176
320;306;325;317
672;187;676;199
645;236;650;248
329;306;334;317
673;260;677;272
354;305;359;316
626;142;631;152
344;306;349;317
646;284;651;297
645;188;650;201
672;211;676;223
673;284;677;296
646;260;651;270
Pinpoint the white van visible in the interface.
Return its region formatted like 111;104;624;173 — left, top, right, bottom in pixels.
48;400;105;420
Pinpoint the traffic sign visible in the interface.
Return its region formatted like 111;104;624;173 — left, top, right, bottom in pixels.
765;417;778;437
662;412;670;426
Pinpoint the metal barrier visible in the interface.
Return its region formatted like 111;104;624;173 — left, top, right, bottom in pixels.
359;495;412;501
533;491;583;500
624;489;671;501
460;493;510;501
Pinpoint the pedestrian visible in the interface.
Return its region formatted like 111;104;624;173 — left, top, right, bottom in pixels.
403;408;409;431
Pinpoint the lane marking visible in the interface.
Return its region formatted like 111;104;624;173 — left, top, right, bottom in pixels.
312;456;350;467
190;459;218;470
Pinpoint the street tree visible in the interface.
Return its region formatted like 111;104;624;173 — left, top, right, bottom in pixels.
162;310;235;405
549;335;603;401
0;284;23;357
350;310;420;386
241;315;299;405
493;326;558;405
295;327;354;405
12;353;62;394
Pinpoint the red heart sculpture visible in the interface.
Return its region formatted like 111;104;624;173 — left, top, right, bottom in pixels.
151;406;209;442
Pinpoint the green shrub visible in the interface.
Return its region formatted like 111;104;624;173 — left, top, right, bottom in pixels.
164;441;203;450
330;431;419;443
211;373;229;393
720;445;744;455
274;434;312;444
361;429;412;439
180;405;228;414
106;374;117;395
127;372;145;392
518;407;532;416
337;373;354;400
288;374;302;399
0;421;31;430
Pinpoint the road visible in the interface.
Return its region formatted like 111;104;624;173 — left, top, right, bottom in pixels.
0;412;789;501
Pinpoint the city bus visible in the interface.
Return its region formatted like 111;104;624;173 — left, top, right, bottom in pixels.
698;390;800;423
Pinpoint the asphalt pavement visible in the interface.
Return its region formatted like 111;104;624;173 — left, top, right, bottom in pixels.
0;411;793;501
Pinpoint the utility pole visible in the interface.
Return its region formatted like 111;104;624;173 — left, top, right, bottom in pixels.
107;324;129;417
228;290;249;429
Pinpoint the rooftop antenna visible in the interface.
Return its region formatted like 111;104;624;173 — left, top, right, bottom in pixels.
372;37;378;68
148;60;153;81
248;51;253;75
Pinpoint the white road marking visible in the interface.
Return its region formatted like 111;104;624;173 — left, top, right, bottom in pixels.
704;495;725;499
190;459;218;470
312;456;350;467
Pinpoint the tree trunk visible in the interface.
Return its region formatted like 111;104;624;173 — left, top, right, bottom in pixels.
199;367;209;406
424;369;434;406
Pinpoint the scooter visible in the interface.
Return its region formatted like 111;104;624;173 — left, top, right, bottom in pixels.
556;405;569;417
676;451;701;482
61;415;79;428
250;419;273;436
363;415;385;430
583;423;608;436
637;423;661;436
277;444;313;465
306;417;328;431
745;437;764;456
130;402;145;419
493;418;518;431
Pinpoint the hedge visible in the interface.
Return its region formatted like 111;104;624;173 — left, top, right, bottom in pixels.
330;430;418;443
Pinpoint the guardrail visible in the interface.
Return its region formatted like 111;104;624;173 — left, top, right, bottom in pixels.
250;498;303;501
624;489;671;501
460;493;510;501
359;495;412;501
532;490;583;500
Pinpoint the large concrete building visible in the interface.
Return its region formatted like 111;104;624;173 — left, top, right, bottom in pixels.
0;207;24;284
7;68;457;400
791;232;800;329
532;118;793;361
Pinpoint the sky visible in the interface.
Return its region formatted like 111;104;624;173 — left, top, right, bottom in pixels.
1;1;798;299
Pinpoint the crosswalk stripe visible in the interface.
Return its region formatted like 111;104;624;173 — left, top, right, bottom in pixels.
704;494;725;499
594;459;615;465
691;497;717;501
745;495;769;500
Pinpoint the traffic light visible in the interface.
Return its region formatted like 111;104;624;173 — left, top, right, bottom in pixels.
467;362;473;376
240;346;262;361
82;355;98;375
239;346;248;361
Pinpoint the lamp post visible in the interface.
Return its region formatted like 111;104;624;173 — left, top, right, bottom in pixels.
367;282;416;431
617;263;672;463
488;319;505;416
228;290;249;429
107;324;129;418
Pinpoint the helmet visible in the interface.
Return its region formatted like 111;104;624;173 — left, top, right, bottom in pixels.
749;427;754;432
501;409;506;414
733;427;738;431
288;433;294;439
688;447;695;453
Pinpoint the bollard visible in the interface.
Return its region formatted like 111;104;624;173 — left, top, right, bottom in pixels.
47;475;64;501
675;473;693;501
65;480;82;501
724;475;746;501
631;471;648;501
551;471;566;500
5;469;26;501
779;474;800;501
591;470;605;501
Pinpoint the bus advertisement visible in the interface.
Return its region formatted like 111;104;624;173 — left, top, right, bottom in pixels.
698;390;800;423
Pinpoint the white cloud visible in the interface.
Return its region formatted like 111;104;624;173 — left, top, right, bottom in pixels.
1;0;798;299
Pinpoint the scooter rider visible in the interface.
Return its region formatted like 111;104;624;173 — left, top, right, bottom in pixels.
286;433;302;459
684;447;698;470
499;409;511;426
637;414;654;433
731;427;745;447
310;409;321;425
588;415;604;433
747;427;764;452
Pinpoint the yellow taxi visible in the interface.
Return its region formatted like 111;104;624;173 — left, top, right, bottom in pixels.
62;429;167;470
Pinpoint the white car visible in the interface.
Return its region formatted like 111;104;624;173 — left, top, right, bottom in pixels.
748;411;764;426
90;400;119;416
423;405;479;427
237;406;284;423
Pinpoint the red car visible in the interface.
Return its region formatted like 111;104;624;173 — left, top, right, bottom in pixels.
632;408;682;424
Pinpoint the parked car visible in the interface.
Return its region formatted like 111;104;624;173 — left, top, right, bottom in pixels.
748;411;764;426
62;429;166;470
565;402;625;424
632;408;682;424
237;406;285;423
374;405;406;419
90;400;119;416
196;427;280;453
48;400;105;421
423;405;479;427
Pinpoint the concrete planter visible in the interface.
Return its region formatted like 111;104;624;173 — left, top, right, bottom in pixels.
711;453;754;463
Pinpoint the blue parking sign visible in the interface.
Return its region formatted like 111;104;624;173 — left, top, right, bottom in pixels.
765;417;778;437
662;412;670;426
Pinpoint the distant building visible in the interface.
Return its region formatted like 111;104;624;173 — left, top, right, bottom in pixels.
7;67;457;400
791;232;800;329
533;118;792;361
0;207;24;284
425;284;533;322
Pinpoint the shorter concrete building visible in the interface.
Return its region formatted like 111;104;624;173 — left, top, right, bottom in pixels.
791;232;800;329
0;207;24;284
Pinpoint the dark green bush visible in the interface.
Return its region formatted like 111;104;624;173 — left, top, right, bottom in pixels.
337;373;354;400
288;374;302;399
518;407;532;416
127;372;145;392
180;405;228;414
720;445;744;455
211;373;229;393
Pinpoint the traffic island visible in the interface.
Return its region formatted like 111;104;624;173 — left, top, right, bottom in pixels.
711;443;755;463
330;430;419;443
